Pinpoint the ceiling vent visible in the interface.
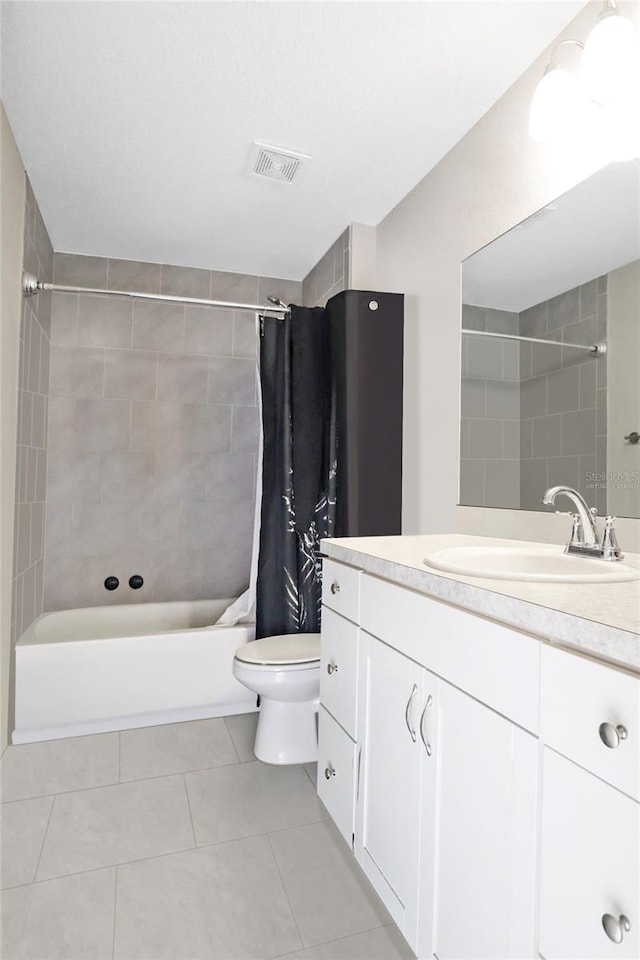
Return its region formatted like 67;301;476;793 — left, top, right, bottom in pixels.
250;142;310;184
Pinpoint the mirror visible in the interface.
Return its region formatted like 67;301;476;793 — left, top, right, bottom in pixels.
459;159;640;519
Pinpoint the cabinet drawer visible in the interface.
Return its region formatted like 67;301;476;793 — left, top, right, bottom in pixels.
360;573;539;733
539;748;639;959
317;705;357;846
322;559;361;623
320;608;359;739
541;644;640;801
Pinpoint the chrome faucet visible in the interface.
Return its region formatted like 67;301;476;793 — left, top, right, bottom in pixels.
541;486;623;561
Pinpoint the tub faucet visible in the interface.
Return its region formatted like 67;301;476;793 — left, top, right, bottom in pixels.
541;485;623;561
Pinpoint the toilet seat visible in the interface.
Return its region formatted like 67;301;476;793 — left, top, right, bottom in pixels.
234;633;321;667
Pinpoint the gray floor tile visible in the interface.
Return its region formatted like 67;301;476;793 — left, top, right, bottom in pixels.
120;718;239;781
279;924;415;960
0;796;53;888
269;820;391;948
114;836;302;959
186;761;327;846
37;775;194;880
224;711;258;761
0;733;119;801
303;762;317;786
0;867;116;959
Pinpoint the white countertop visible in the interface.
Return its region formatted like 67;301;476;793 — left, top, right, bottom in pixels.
321;534;640;674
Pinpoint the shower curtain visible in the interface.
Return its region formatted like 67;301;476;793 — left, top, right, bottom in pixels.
255;305;338;639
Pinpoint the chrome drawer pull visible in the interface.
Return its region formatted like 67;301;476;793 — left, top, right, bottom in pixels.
602;913;631;943
324;765;335;780
330;581;340;595
419;694;433;757
327;661;338;675
405;684;418;742
599;722;628;749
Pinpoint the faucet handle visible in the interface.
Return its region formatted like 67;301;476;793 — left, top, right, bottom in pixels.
602;516;623;561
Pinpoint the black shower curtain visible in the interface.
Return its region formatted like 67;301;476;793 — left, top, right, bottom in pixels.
255;305;338;639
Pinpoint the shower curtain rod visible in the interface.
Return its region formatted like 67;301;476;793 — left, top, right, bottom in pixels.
461;327;606;356
21;272;290;315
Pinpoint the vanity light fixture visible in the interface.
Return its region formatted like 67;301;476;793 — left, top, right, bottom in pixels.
529;1;640;151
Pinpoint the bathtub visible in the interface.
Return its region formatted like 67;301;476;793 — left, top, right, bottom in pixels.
13;598;256;744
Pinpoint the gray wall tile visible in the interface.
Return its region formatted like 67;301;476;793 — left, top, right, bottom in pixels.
158;353;208;404
132;300;184;353
461;305;485;331
533;415;562;458
466;338;503;380
521;377;547;419
459;460;484;506
184;307;233;357
77;295;132;349
562;408;597;456
161;264;212;299
41;257;270;610
460;379;486;419
108;259;161;294
232;312;258;359
211;271;258;304
468;420;503;459
486;381;519;420
547;287;578;331
50;346;105;399
208;358;256;406
547;366;580;416
54;253;108;288
104;349;157;401
484;460;519;509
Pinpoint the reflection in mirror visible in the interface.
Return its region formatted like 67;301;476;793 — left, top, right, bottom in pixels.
459;159;640;519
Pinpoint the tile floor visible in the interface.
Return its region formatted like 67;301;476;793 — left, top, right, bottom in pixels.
0;713;414;960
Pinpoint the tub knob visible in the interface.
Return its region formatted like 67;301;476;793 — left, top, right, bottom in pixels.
104;576;119;591
129;575;144;590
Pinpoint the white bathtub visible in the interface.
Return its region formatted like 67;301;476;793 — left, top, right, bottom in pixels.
13;598;256;744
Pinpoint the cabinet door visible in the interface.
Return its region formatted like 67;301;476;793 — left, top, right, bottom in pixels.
356;632;427;937
317;706;356;846
539;747;639;960
428;681;538;960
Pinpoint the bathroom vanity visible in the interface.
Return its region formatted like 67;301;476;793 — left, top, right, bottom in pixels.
317;534;640;960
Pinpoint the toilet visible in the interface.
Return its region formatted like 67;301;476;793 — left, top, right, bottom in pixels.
232;633;321;765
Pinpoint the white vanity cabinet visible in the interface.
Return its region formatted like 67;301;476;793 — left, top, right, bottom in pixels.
318;555;640;960
317;560;362;845
539;644;639;960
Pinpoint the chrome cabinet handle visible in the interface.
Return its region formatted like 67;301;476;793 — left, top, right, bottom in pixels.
405;684;418;742
327;661;338;675
324;765;335;780
599;722;628;749
330;581;340;595
419;694;433;757
355;744;363;802
602;913;631;943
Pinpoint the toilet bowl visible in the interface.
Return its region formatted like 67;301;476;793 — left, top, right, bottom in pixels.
232;633;321;765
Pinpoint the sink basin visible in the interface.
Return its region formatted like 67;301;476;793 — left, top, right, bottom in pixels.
424;545;640;583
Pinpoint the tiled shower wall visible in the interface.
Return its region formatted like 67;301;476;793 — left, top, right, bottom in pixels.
459;277;607;512
519;277;607;513
460;306;520;508
43;254;301;611
302;228;350;307
11;179;53;644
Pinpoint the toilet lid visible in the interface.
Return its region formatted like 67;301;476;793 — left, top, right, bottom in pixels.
235;633;321;665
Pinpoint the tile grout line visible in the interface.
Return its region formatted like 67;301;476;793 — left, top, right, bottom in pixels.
2;811;331;892
31;793;56;882
111;865;118;960
222;716;242;764
182;773;198;849
265;831;305;955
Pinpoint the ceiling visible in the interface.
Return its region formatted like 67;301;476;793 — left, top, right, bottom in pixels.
462;158;640;312
1;1;587;280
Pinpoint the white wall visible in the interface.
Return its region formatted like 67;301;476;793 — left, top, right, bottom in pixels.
1;104;26;753
373;1;640;550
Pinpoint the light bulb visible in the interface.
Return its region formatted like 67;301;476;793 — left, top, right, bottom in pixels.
529;66;589;143
581;10;640;104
